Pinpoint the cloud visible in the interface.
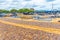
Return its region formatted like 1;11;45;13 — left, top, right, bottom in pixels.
0;0;5;3
46;0;55;2
0;0;60;10
24;0;31;1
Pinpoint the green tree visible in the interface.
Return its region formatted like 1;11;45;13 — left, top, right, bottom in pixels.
10;9;17;13
18;8;34;15
18;8;34;13
18;9;24;13
2;10;9;13
0;9;9;13
0;9;3;13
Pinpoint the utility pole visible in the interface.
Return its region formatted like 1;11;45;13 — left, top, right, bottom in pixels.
51;3;53;15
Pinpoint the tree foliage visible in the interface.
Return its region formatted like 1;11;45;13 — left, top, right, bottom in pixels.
10;9;17;13
0;8;34;14
0;9;9;13
18;8;34;13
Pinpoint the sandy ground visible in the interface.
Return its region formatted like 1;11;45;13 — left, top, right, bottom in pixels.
0;17;60;40
0;17;60;29
0;23;60;40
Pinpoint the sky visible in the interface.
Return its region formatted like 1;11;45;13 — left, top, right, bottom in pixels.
0;0;60;10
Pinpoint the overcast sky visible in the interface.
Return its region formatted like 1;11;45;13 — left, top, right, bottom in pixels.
0;0;60;10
